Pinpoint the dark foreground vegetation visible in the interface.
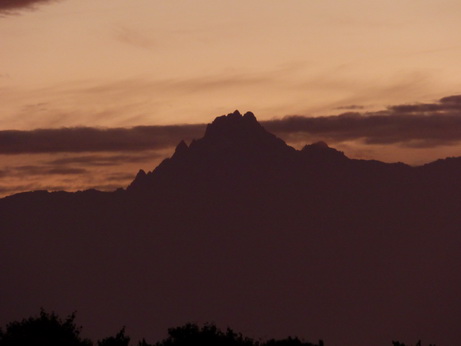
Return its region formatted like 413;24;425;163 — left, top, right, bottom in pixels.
0;310;435;346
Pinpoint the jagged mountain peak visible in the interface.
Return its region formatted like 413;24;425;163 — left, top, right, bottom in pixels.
128;169;149;190
172;140;189;157
203;110;263;140
129;111;408;193
127;111;293;191
186;110;292;156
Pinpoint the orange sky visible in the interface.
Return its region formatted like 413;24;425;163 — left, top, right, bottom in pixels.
1;0;461;196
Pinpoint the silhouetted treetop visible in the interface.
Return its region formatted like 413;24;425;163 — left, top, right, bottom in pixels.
98;327;130;346
0;309;91;346
153;323;254;346
0;311;440;346
392;341;436;346
149;323;325;346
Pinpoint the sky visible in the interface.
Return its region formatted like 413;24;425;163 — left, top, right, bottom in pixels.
2;0;461;196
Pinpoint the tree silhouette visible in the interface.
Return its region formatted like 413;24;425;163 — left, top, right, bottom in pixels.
392;341;436;346
0;309;91;346
150;323;323;346
0;310;438;346
264;337;324;346
98;327;130;346
152;323;254;346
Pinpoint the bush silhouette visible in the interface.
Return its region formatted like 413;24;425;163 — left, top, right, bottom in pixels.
264;337;324;346
0;309;91;346
392;341;435;346
152;323;254;346
98;327;130;346
0;310;436;346
150;323;323;346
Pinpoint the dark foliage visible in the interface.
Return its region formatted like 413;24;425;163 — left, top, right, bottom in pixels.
0;310;437;346
0;309;91;346
151;323;254;346
144;323;323;346
98;327;130;346
264;337;324;346
392;341;436;346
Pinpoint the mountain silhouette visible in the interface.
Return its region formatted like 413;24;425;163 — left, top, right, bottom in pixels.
128;110;295;194
0;111;460;346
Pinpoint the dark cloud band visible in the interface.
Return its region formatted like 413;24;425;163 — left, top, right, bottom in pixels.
0;0;60;14
1;95;461;154
263;95;461;147
0;125;205;154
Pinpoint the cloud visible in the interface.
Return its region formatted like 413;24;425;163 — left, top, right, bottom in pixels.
0;165;87;179
0;150;161;197
105;172;138;182
0;0;61;14
46;153;162;167
1;68;296;130
13;165;88;176
0;125;205;154
2;94;461;155
3;95;461;197
335;105;365;111
0;183;45;195
0;148;169;198
262;95;461;148
114;26;156;49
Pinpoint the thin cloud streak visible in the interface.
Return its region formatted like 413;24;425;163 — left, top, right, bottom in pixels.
0;66;307;129
46;153;163;166
0;183;48;195
113;25;157;49
0;150;164;197
13;165;87;176
0;164;87;184
0;0;61;14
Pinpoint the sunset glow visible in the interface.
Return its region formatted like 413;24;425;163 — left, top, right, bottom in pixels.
2;0;461;195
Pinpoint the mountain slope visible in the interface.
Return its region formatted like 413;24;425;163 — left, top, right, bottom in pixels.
1;111;460;346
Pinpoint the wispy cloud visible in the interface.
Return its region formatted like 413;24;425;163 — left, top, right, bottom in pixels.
0;183;49;195
1;72;280;129
0;150;165;197
335;105;365;111
113;25;156;49
13;165;87;176
46;153;163;166
0;0;62;14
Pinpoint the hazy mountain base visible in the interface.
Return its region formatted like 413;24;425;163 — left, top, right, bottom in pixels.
0;111;460;345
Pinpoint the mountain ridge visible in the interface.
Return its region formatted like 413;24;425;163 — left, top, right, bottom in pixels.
3;110;461;199
0;111;460;346
127;110;416;194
